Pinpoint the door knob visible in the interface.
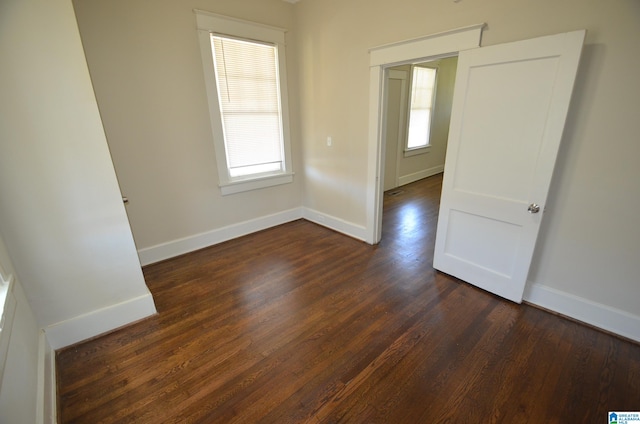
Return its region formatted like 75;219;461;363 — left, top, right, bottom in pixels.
527;203;540;214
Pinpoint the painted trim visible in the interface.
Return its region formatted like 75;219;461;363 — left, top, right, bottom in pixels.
0;276;15;388
398;166;444;187
366;64;385;244
220;173;294;196
194;10;294;196
138;208;304;266
302;208;368;242
194;9;287;39
44;294;157;349
369;24;485;66
366;24;485;244
36;331;56;424
524;282;640;343
36;332;44;424
403;145;432;157
138;207;365;267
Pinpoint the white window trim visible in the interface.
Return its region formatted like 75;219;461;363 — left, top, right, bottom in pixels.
403;64;438;157
404;145;431;157
194;10;294;195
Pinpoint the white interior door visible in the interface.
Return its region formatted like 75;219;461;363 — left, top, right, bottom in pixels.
433;30;585;303
383;70;408;191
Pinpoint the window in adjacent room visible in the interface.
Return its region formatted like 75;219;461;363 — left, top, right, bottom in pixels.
195;10;293;195
405;65;438;156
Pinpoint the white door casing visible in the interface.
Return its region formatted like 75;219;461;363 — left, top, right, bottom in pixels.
367;24;486;244
433;30;586;303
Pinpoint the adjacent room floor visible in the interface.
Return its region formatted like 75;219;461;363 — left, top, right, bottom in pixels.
57;174;640;423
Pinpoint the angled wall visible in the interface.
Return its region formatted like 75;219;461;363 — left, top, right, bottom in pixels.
0;0;156;349
72;0;303;264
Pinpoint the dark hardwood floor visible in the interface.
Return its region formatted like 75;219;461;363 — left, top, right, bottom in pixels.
57;174;640;423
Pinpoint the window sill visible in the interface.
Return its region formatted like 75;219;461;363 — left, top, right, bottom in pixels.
404;146;431;157
220;172;294;195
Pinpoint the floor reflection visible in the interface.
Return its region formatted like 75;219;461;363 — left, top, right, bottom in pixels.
380;174;443;291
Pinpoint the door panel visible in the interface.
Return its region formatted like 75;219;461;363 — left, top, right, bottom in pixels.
453;57;558;202
383;72;406;191
433;30;585;303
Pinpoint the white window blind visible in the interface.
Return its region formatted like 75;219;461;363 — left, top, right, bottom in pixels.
407;66;437;150
211;35;284;178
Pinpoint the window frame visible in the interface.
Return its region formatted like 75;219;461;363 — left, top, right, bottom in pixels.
195;10;294;195
404;64;439;157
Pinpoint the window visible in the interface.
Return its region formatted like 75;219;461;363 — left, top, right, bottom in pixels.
405;66;437;156
195;10;293;195
211;36;285;178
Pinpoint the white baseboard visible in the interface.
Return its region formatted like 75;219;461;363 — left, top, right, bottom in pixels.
138;207;365;268
137;208;304;266
36;331;56;424
523;282;640;343
398;165;444;187
302;207;367;241
44;294;157;350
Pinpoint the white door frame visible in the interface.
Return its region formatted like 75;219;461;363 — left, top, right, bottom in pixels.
365;24;486;244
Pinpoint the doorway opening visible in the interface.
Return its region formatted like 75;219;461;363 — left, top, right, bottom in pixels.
369;28;585;303
382;56;458;193
381;56;458;245
365;24;486;244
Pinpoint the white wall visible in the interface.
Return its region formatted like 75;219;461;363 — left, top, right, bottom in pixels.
0;237;41;424
0;0;156;349
0;282;41;424
73;0;303;264
294;0;640;338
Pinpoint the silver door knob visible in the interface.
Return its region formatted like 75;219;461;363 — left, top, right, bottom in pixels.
527;203;540;214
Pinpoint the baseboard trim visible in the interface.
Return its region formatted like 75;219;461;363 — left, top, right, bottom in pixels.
398;165;444;187
302;207;367;242
523;282;640;343
138;207;366;268
44;294;157;350
36;331;56;424
137;208;304;266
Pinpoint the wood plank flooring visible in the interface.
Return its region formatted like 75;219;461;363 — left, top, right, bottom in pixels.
57;174;640;423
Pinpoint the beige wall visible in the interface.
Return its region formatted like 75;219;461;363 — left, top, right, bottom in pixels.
0;0;155;348
294;0;640;319
389;57;457;187
73;0;302;252
71;0;640;330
